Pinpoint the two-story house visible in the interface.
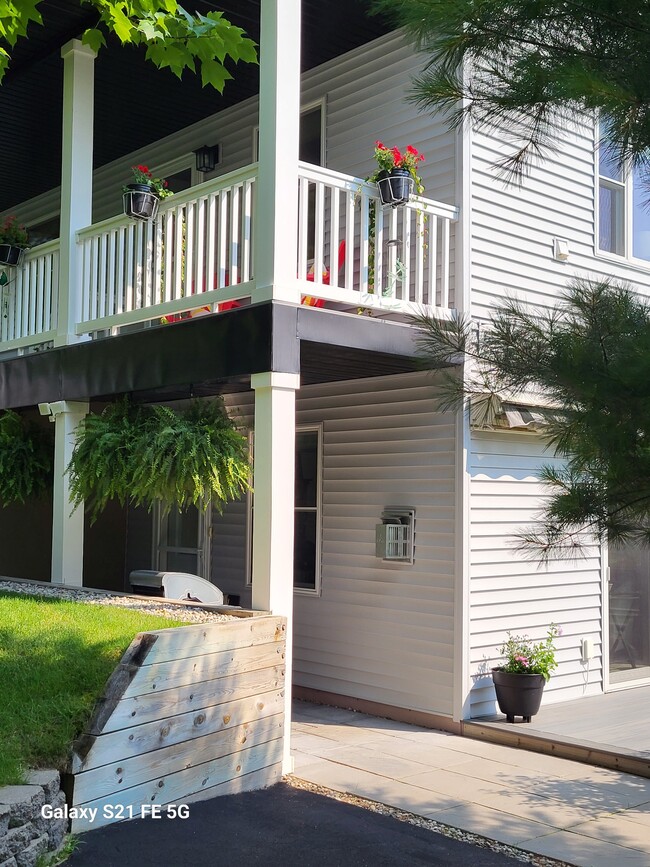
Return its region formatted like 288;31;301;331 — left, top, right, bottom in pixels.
1;1;647;751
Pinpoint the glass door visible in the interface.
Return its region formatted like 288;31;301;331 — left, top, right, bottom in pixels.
157;503;210;578
608;543;650;684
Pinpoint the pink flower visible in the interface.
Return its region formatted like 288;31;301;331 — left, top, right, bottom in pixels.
375;141;386;149
514;655;529;666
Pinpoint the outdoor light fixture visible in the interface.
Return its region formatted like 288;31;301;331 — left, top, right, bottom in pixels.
194;144;221;174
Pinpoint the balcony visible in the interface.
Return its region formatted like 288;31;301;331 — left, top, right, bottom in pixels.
0;163;458;354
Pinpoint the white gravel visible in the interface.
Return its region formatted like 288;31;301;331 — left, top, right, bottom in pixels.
0;578;238;623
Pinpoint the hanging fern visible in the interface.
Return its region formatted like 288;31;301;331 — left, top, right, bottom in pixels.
0;410;53;505
68;397;251;521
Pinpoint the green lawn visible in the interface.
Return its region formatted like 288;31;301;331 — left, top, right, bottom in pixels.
0;591;185;786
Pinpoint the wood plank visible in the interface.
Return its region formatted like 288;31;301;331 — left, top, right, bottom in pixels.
182;763;282;807
73;714;283;804
71;690;285;773
141;616;286;666
70;739;284;832
123;641;286;699
100;665;285;733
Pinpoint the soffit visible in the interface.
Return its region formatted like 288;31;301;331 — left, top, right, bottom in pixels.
0;0;390;210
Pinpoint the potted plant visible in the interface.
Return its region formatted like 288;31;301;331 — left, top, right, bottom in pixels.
368;142;425;207
0;216;29;267
492;624;561;723
123;164;174;221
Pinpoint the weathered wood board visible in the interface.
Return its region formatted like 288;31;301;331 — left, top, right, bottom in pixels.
66;614;286;832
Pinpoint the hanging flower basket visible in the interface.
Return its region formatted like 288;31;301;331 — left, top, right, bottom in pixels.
0;244;26;267
376;168;414;207
123;183;160;222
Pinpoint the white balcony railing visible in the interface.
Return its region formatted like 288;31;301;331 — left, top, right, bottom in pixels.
0;240;59;350
77;165;256;333
3;162;457;349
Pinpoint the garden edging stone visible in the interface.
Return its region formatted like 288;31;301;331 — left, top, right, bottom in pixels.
0;773;66;866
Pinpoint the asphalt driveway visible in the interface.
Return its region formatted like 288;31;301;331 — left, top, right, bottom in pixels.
66;783;526;866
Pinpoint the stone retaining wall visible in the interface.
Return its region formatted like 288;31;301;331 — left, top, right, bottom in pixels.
0;771;66;867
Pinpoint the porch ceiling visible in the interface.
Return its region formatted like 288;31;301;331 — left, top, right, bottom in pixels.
0;0;390;211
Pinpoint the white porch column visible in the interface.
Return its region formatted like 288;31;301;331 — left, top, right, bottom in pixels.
50;401;89;586
55;40;96;346
254;0;301;303
251;371;300;772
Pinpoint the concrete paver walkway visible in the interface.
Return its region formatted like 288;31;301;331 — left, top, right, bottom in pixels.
292;701;650;867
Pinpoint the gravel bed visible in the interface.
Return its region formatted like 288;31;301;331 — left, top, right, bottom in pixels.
286;777;575;867
0;578;238;623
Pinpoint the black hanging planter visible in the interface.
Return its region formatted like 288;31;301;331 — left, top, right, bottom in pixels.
376;168;414;207
0;245;25;267
492;669;546;723
123;183;160;221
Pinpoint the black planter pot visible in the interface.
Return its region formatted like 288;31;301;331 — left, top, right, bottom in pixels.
123;183;160;221
376;168;414;207
0;244;25;267
492;669;546;723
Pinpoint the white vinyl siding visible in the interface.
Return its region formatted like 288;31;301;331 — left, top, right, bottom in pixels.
468;432;603;718
214;371;457;717
470;117;650;324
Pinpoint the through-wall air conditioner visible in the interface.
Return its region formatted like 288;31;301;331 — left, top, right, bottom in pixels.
375;508;415;564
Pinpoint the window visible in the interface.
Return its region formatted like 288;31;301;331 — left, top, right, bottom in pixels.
598;123;650;262
252;100;325;166
246;425;322;594
294;427;322;593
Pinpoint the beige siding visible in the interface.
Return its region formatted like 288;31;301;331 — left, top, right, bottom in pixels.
218;371;457;717
468;431;603;719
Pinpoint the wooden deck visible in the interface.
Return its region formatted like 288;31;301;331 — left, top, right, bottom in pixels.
464;685;650;779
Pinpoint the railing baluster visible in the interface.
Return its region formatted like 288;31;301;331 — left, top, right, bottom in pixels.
441;217;450;309
144;218;154;309
125;223;135;313
360;192;370;296
401;207;411;302
414;209;425;306
195;197;206;297
230;184;240;285
98;232;107;320
297;177;309;280
374;199;383;300
107;228;116;318
35;257;44;333
173;206;184;301
330;188;340;288
115;227;125;315
428;215;438;307
344;191;355;292
206;193;217;293
313;181;325;283
185;202;195;299
218;190;228;288
43;254;52;332
241;179;253;283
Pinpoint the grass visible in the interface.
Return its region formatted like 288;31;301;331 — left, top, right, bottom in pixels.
0;591;186;786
